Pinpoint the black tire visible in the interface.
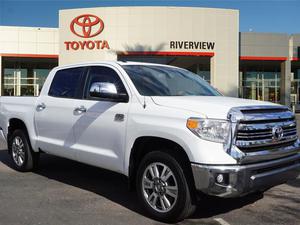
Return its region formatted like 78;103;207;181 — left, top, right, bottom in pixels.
136;151;195;222
8;129;39;172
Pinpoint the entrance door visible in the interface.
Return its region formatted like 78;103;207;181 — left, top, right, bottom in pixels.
3;68;40;96
3;68;23;96
241;72;280;103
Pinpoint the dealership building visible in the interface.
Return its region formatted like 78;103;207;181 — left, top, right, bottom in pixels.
0;7;299;108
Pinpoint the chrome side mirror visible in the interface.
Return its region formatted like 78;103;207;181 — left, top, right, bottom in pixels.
89;82;128;102
90;82;117;95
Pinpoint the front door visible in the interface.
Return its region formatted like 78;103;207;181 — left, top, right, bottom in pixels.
72;66;130;173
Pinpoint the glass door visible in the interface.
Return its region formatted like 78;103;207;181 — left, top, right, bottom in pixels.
241;71;280;103
3;68;40;96
3;68;21;96
291;69;300;105
34;69;50;95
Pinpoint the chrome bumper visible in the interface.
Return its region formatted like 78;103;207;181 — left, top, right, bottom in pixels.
191;153;300;198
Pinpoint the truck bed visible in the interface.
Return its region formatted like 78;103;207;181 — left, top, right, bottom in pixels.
0;96;38;143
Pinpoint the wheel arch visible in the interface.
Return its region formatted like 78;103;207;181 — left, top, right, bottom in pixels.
7;118;32;154
128;136;197;202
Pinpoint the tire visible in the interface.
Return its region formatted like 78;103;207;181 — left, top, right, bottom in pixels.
136;151;195;222
8;129;39;172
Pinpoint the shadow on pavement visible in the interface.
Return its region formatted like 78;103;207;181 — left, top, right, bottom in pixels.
0;150;263;222
286;178;300;188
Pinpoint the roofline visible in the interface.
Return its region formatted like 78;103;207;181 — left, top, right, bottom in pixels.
53;60;184;70
59;6;239;13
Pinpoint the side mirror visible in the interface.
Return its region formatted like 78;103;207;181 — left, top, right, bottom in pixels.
89;82;129;102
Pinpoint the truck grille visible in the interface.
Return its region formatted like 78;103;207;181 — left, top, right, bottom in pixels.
234;107;298;152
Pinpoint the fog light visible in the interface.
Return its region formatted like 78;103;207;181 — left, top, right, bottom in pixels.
216;174;224;184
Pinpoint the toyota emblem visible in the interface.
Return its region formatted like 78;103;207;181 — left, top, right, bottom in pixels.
272;126;284;141
70;14;104;38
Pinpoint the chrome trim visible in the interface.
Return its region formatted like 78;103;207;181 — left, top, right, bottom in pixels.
231;142;300;163
36;103;46;111
74;106;87;114
226;105;299;163
237;120;296;131
235;136;297;148
241;111;294;122
191;153;300;198
0;128;7;150
234;105;293;122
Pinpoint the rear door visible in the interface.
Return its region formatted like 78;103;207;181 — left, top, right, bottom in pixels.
34;67;86;159
72;65;130;173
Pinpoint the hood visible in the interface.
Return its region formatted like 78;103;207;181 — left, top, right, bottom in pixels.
151;96;278;119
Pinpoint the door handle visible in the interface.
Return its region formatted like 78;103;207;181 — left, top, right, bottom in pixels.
74;106;87;114
36;103;46;111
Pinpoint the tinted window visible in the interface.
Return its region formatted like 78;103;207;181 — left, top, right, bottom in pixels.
48;67;84;98
122;65;220;96
85;66;127;98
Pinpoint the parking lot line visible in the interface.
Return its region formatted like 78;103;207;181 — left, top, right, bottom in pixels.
214;218;231;225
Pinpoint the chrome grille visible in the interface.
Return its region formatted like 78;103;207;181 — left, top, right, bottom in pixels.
234;107;298;151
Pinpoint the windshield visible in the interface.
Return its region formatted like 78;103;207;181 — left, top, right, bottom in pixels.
122;65;221;96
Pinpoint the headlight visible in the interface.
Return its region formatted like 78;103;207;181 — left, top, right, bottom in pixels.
187;118;231;143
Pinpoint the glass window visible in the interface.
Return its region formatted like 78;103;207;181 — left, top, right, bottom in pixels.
48;67;84;98
198;71;210;83
34;69;51;94
3;68;28;96
3;68;16;96
2;57;58;96
85;66;127;98
122;65;220;96
240;71;280;103
187;64;211;83
291;68;300;104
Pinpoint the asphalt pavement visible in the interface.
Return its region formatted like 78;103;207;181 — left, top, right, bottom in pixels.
0;148;299;225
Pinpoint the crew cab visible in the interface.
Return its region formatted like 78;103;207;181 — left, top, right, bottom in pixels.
0;61;299;222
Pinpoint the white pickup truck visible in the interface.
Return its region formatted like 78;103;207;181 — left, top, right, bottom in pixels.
0;61;300;222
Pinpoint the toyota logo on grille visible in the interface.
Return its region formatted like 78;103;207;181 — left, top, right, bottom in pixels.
70;14;104;38
272;126;284;141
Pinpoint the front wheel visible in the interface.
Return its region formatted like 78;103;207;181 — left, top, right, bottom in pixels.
136;151;195;222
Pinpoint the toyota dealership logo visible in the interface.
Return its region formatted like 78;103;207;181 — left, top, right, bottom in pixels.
65;14;109;51
70;14;104;38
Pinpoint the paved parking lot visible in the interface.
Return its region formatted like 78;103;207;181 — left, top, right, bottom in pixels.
0;114;300;225
0;148;299;225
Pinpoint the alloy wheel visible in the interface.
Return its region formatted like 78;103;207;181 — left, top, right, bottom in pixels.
12;136;25;167
142;162;178;213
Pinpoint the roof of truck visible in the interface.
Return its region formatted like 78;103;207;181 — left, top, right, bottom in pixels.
54;60;180;70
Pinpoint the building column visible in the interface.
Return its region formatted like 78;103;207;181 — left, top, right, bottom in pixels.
280;60;291;106
210;56;216;87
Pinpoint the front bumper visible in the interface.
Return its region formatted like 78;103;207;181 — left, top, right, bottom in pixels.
191;153;300;198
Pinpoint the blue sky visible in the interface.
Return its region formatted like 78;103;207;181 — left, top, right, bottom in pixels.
0;0;299;34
